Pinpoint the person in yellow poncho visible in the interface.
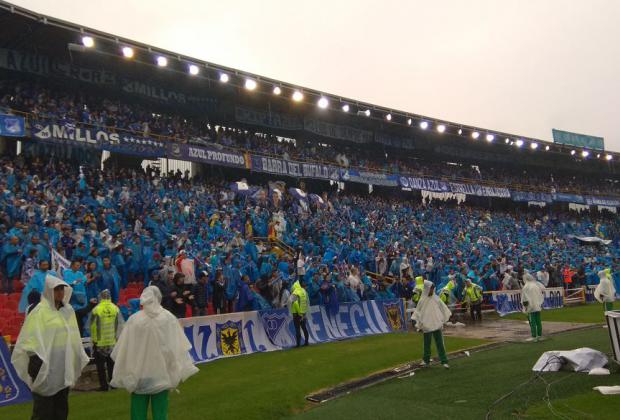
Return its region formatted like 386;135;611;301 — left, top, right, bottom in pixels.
11;275;89;420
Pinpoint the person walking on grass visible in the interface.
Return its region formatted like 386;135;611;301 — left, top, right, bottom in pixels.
111;286;198;420
594;269;615;315
413;280;451;368
521;271;545;342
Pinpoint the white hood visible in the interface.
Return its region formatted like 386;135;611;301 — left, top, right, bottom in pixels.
42;274;72;308
521;271;545;313
594;270;616;303
140;286;164;318
413;280;451;332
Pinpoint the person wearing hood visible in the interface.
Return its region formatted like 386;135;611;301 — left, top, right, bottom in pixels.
521;272;545;342
594;269;616;314
290;280;310;347
90;289;124;391
412;280;451;368
19;259;57;313
111;286;198;420
11;274;89;420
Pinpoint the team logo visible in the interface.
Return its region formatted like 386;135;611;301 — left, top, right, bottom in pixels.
0;340;31;407
259;309;293;347
383;302;403;331
216;320;246;356
3;117;22;134
169;144;182;158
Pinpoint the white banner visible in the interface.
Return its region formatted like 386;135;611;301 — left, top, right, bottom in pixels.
51;248;70;277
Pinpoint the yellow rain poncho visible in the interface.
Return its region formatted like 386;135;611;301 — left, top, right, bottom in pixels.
11;275;89;396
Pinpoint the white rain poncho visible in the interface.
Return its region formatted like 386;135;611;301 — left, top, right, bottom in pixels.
521;272;545;313
11;275;89;396
111;286;198;394
412;280;452;332
594;270;616;303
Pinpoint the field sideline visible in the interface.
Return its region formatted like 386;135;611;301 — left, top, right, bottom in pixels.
1;304;615;420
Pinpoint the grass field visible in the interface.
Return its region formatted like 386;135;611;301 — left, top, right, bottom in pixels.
503;302;609;324
0;333;484;420
292;327;619;420
2;304;616;420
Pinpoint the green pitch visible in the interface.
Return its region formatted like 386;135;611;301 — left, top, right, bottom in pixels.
292;327;619;420
503;302;610;324
2;304;616;420
0;333;484;420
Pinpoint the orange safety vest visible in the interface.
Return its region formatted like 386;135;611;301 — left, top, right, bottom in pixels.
563;267;573;284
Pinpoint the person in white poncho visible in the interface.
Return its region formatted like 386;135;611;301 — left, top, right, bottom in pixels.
413;280;452;368
111;286;198;420
520;272;545;342
11;274;89;420
594;269;615;313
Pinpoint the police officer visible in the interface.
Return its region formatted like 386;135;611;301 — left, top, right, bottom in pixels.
90;289;123;391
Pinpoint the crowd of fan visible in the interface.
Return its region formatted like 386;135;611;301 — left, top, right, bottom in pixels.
1;152;619;337
1;79;618;196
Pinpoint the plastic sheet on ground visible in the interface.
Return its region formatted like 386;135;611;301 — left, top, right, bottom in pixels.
532;347;608;373
593;386;620;395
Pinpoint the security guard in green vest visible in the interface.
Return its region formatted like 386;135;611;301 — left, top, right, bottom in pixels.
462;278;483;321
411;276;425;306
290;280;310;347
90;289;124;391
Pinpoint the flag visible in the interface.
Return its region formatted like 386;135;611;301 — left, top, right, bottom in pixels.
51;248;70;278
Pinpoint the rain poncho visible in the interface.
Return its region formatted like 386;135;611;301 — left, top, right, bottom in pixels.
111;286;198;394
11;275;89;396
594;270;616;303
413;280;452;332
521;272;545;313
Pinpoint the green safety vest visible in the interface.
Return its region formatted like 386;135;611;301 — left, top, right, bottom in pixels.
91;299;120;347
465;285;482;303
290;282;309;315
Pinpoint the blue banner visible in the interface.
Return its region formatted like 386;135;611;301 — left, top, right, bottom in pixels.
340;169;399;186
0;338;32;407
399;176;450;192
180;299;405;364
488;287;564;316
511;191;554;203
552;128;604;150
250;155;340;180
584;196;620;207
552;192;586;204
449;182;510;198
168;144;247;168
0;114;25;137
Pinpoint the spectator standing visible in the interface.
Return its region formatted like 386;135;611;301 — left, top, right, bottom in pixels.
111;286;198;420
11;275;89;420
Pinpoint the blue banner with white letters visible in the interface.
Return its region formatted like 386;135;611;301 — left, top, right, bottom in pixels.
0;114;25;137
488;287;564;316
180;299;405;364
0;338;32;407
511;191;554;203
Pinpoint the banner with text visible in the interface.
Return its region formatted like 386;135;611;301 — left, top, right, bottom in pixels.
180;299;405;364
0;339;32;407
487;287;564;316
304;118;373;144
168;143;248;169
552;128;604;151
340;169;399;186
250;155;340;180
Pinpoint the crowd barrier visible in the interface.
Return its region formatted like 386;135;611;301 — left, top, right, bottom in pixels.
180;299;406;364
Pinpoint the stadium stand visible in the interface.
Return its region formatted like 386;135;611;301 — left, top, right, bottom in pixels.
0;2;618;345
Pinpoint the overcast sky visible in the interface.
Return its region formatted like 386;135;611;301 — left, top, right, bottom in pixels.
11;0;620;151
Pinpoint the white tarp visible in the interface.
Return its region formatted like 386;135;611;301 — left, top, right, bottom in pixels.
568;235;612;246
532;347;608;373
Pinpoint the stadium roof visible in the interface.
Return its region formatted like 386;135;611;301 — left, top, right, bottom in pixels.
0;0;618;166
